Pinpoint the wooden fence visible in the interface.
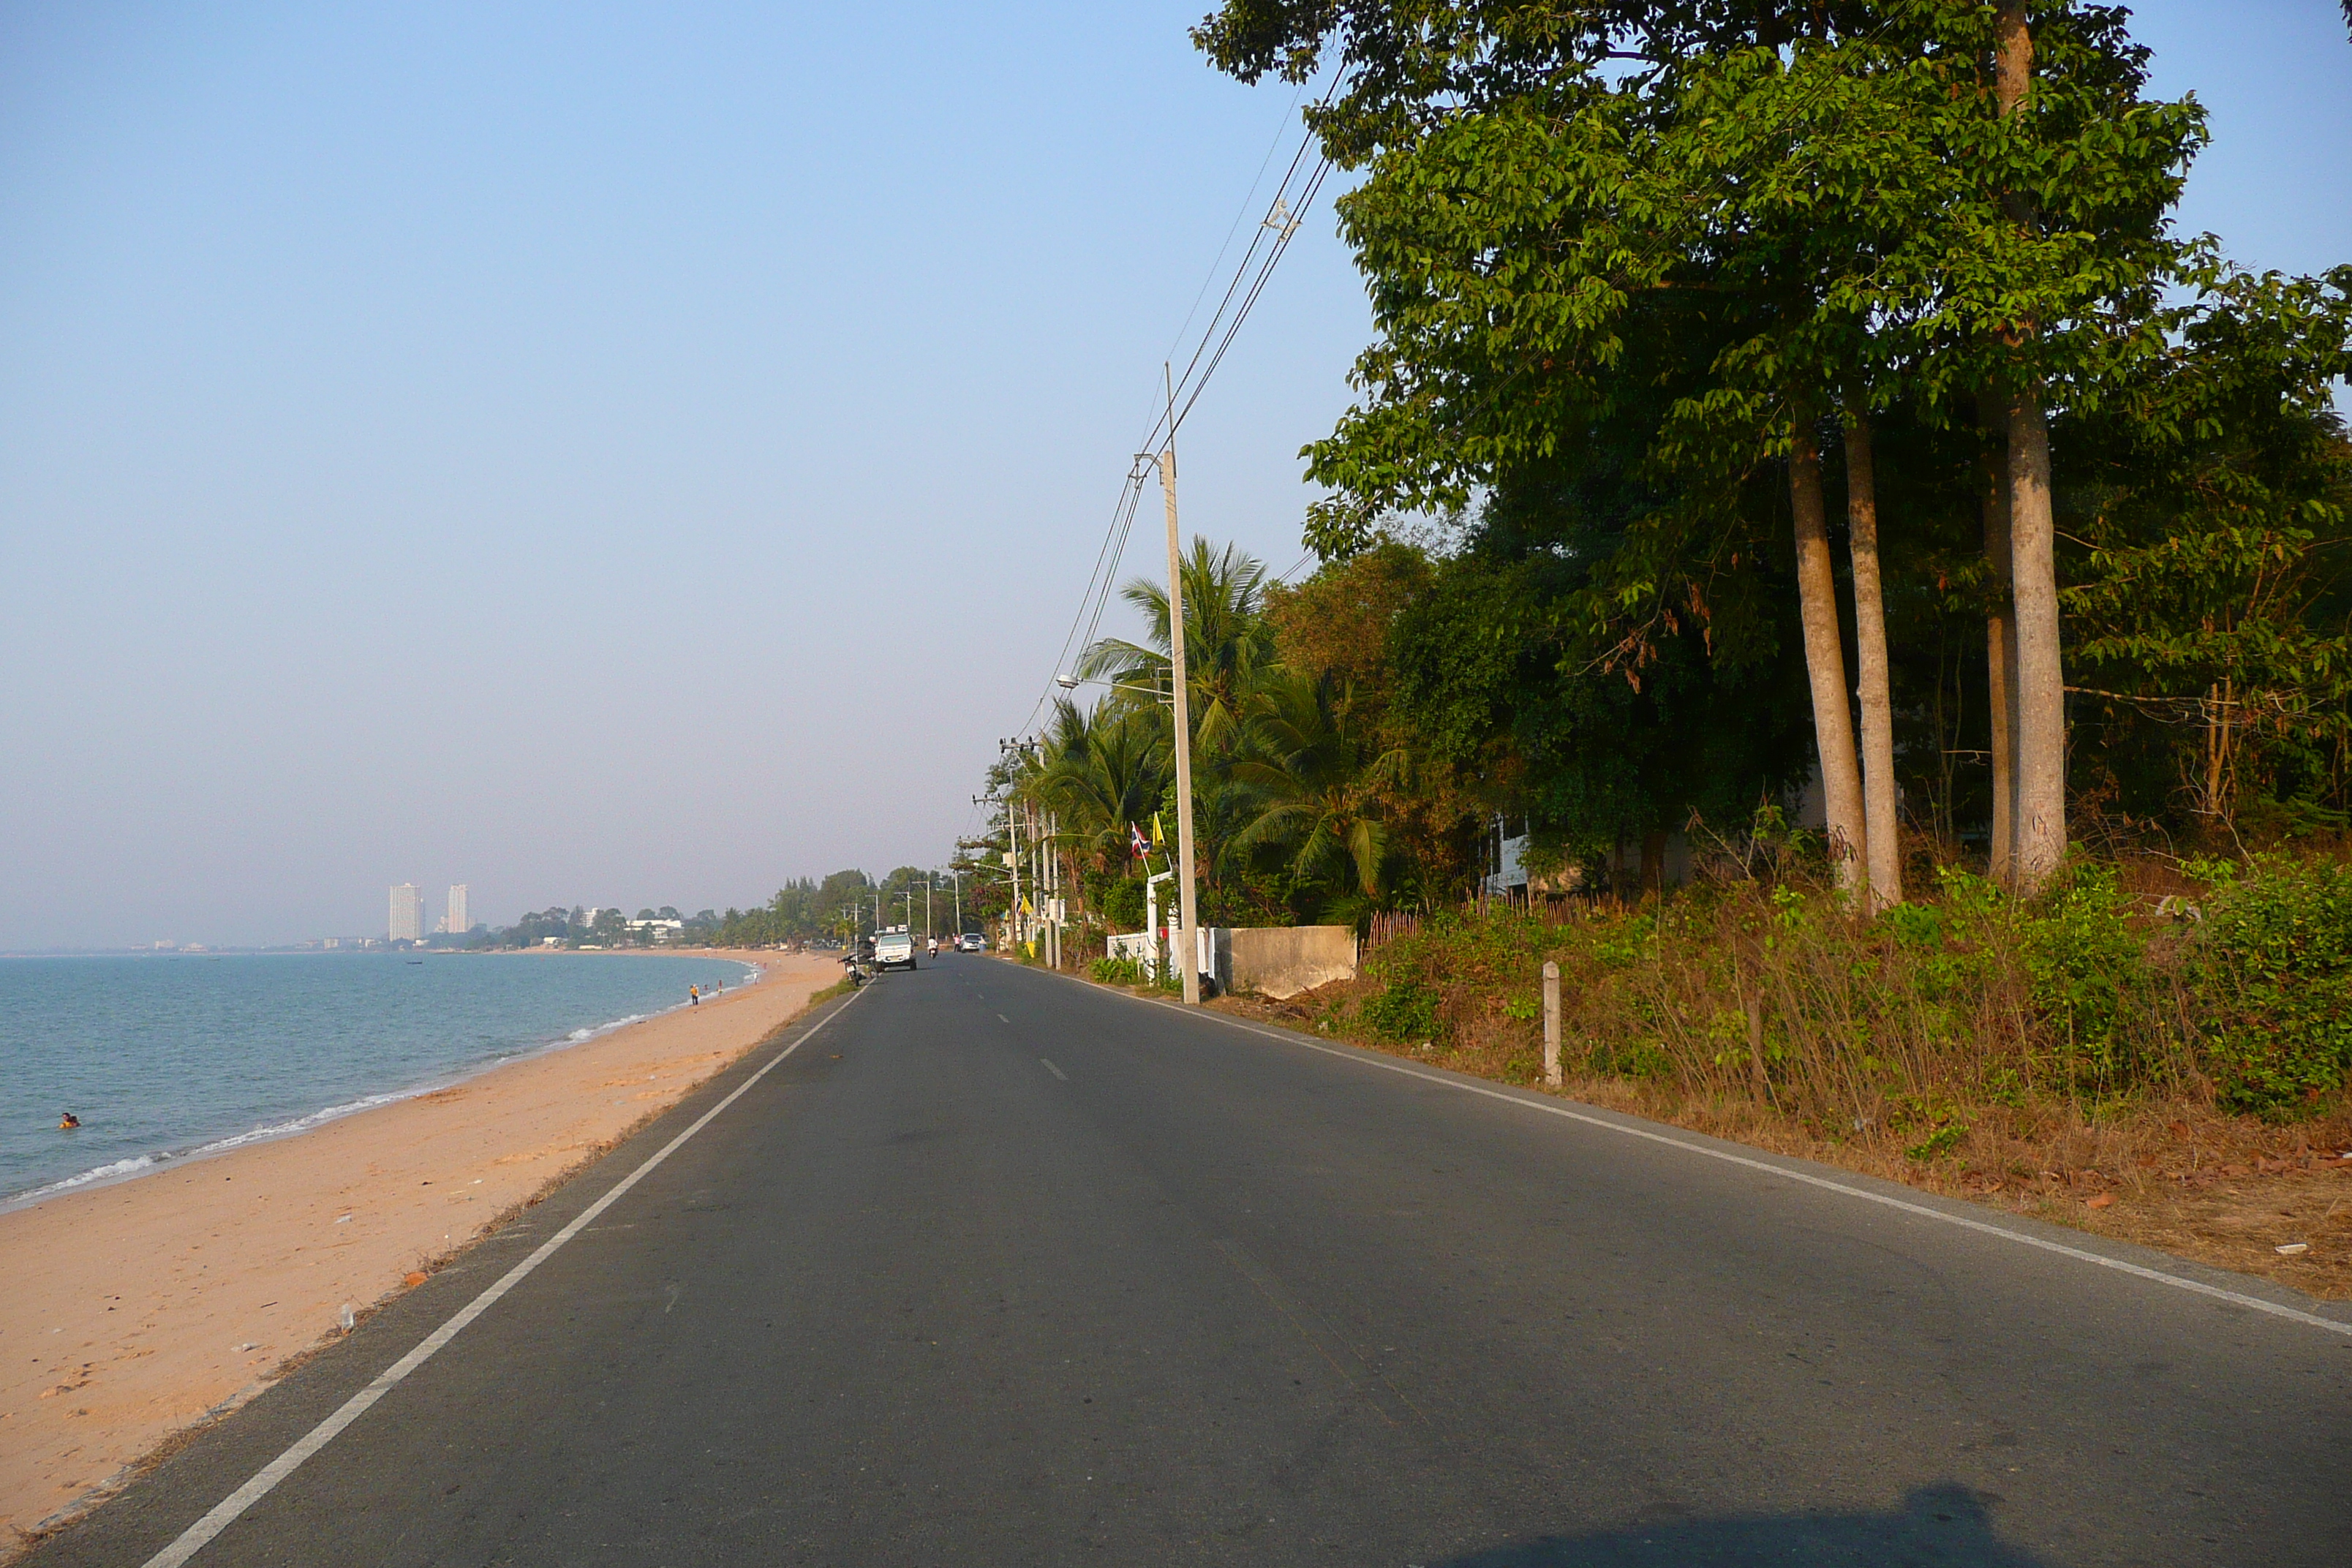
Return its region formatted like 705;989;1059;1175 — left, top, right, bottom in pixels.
1365;892;1599;954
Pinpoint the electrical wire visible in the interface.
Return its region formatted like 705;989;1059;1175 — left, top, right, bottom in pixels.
990;9;1922;862
1014;72;1348;740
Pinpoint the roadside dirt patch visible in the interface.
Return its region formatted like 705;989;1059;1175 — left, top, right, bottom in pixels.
1206;987;2352;1301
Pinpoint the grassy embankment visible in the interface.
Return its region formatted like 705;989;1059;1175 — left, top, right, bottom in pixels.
1227;851;2352;1299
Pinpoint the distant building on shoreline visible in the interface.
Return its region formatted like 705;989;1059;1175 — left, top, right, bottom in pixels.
389;883;423;943
446;883;470;936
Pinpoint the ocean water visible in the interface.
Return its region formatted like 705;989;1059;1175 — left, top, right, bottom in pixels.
0;951;758;1208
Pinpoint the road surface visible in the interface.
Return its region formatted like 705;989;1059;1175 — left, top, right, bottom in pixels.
32;957;2352;1566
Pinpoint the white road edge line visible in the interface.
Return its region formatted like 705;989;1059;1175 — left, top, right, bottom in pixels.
1150;997;2352;1342
141;987;867;1568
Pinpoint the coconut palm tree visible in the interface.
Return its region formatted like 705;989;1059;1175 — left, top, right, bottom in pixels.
1077;539;1277;753
1033;697;1171;872
1226;670;1407;902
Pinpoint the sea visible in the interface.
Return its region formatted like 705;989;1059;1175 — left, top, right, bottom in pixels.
0;951;759;1210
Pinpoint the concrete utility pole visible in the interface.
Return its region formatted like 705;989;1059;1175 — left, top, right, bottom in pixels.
1542;961;1562;1088
1158;369;1201;1006
1008;799;1021;953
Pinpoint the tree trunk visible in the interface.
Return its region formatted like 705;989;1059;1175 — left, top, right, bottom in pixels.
1843;410;1901;911
1788;396;1868;894
1640;829;1667;894
1980;410;2020;887
1996;0;2068;894
2007;394;2066;890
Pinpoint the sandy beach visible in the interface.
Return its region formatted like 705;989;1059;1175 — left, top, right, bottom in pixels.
0;949;838;1550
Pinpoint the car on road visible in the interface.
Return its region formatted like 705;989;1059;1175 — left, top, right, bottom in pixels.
958;932;984;953
873;927;917;970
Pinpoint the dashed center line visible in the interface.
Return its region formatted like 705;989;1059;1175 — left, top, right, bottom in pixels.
997;1014;1009;1024
1039;1058;1068;1081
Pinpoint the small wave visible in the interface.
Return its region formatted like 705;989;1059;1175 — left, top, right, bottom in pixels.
183;1090;423;1161
562;1009;653;1046
19;1154;159;1203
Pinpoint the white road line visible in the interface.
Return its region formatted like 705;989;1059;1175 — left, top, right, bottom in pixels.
1154;999;2352;1343
141;988;867;1568
1039;1058;1068;1081
998;1014;1009;1024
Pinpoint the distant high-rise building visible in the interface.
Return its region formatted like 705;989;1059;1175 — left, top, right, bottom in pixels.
389;883;423;942
447;883;470;935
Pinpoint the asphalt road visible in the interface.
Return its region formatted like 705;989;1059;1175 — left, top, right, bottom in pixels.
34;957;2352;1567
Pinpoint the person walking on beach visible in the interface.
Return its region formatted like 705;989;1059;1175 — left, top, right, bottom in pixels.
689;984;700;1006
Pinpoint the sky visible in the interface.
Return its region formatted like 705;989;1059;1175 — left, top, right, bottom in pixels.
1;1;2346;951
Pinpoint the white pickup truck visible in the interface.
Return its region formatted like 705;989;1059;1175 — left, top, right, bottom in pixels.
873;927;917;970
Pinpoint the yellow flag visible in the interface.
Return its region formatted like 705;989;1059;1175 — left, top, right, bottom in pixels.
1152;812;1166;847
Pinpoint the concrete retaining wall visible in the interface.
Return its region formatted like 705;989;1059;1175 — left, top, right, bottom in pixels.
1220;925;1357;1000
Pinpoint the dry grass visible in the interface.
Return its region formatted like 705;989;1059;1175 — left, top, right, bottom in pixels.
1214;882;2352;1304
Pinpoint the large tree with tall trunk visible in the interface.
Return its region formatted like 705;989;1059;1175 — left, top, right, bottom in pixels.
1199;0;2204;897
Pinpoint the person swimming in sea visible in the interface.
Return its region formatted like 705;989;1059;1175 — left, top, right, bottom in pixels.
59;1111;80;1130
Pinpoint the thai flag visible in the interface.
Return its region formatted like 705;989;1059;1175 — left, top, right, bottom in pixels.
1129;823;1149;859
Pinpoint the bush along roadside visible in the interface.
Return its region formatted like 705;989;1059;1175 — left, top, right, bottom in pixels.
1267;853;2352;1297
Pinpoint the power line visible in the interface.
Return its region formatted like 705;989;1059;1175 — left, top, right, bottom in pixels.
1003;9;1928;788
1016;76;1346;739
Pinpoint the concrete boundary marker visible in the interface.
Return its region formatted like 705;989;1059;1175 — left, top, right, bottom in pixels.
139;987;867;1568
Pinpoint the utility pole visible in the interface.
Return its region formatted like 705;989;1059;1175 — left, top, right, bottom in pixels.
1053;811;1063;969
1029;802;1044;962
1158;367;1201;1006
1008;793;1021;954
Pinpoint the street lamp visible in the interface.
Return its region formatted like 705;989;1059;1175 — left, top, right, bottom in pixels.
1058;672;1173;705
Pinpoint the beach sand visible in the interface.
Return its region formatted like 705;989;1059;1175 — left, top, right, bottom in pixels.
0;949;839;1550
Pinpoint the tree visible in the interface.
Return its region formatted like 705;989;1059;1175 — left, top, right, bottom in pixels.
1229;670;1404;907
1079;538;1277;752
2060;265;2352;829
1034;698;1172;872
1199;0;2206;897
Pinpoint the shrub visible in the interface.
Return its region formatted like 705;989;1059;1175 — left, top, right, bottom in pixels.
1322;851;2352;1130
1361;977;1440;1042
1090;955;1146;985
2193;854;2352;1114
2013;864;2165;1095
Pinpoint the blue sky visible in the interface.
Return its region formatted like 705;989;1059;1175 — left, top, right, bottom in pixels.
1;1;2345;949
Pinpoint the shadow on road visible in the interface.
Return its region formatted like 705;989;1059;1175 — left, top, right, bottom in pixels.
1430;1485;2040;1567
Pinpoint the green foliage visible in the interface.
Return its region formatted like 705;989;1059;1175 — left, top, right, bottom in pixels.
1191;0;2350;851
2194;855;2352;1114
706;870;877;948
1903;1122;1970;1163
1099;874;1147;932
2060;267;2352;826
1360;976;1440;1042
2013;865;2160;1093
1314;855;2352;1128
1090;955;1148;986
